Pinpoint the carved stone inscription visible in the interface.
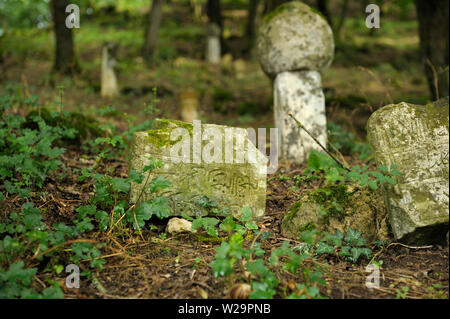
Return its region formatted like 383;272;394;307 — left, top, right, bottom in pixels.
367;99;449;243
129;119;267;220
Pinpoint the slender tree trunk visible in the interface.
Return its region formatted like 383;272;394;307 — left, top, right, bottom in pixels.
316;0;332;27
143;0;164;65
206;0;223;30
245;0;259;52
335;0;349;41
414;0;449;100
50;0;77;75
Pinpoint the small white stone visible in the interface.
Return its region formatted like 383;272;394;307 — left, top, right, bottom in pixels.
166;218;193;234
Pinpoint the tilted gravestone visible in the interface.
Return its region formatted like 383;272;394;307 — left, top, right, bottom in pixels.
129;119;267;220
256;1;334;163
367;98;449;244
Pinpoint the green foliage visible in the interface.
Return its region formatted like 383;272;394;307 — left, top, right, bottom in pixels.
188;206;327;299
0;96;71;197
0;261;63;299
311;184;349;219
305;149;401;190
327;122;373;161
312;228;373;263
395;286;409;299
79;157;172;231
0;200;103;298
0;0;50;32
26;108;105;143
0;91;171;298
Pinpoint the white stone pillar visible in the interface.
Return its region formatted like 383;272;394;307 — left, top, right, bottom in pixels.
206;23;221;64
255;1;334;163
274;70;327;162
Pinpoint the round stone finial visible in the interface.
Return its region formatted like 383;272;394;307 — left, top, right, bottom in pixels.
256;1;334;78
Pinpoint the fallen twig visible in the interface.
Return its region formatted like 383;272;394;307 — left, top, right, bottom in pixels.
288;113;350;171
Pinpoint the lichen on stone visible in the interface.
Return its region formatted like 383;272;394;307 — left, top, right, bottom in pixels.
367;97;449;244
281;186;389;242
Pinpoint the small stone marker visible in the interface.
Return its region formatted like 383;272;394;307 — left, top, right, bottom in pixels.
367;98;449;244
206;23;221;64
129;119;268;220
101;42;119;98
179;89;199;123
256;1;334;163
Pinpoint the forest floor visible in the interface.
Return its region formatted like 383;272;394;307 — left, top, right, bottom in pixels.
2;146;448;299
0;2;448;299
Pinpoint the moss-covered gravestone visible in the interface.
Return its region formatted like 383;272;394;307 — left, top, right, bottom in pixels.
367;98;449;244
129;119;268;220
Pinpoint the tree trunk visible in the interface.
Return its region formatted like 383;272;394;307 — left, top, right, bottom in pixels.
50;0;77;75
335;0;349;41
143;0;164;65
245;0;259;52
414;0;449;100
263;0;290;16
316;0;332;27
206;0;223;30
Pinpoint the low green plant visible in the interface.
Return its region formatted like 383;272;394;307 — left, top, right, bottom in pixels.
0;261;63;299
188;206;328;299
314;229;373;263
395;286;409;299
0;95;75;199
306;149;401;190
427;283;447;299
78;157;172;233
327;122;373;161
0;91;170;299
0;200;105;298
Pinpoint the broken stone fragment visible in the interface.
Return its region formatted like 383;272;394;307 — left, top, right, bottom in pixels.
166;217;193;234
129;119;268;220
367;97;449;244
281;185;390;243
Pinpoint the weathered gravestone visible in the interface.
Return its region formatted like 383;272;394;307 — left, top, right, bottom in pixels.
101;42;119;98
367;97;449;244
129;119;268;220
256;1;334;163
